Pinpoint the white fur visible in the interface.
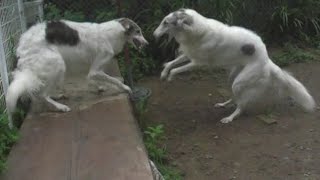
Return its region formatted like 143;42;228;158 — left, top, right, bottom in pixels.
154;9;316;123
6;19;138;114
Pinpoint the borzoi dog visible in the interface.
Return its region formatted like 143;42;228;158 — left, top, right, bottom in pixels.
154;9;316;123
6;18;148;115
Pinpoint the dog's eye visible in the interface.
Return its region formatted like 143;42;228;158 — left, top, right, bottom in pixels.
136;30;140;34
163;21;168;25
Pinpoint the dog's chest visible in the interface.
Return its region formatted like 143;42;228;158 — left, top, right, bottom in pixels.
181;43;212;63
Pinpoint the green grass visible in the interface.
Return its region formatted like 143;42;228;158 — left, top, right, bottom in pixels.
271;45;318;67
0;112;19;174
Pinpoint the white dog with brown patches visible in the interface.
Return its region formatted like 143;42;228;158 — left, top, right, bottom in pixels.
6;18;148;118
154;8;316;123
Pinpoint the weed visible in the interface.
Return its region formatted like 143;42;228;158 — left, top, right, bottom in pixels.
144;125;166;163
0;112;19;174
133;96;182;179
144;125;183;180
158;164;183;180
44;3;85;21
271;45;317;67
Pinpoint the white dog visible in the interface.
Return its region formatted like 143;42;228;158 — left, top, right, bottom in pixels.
154;9;316;123
6;18;148;115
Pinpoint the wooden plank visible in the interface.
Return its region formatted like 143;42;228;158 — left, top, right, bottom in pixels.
73;95;152;180
1;112;75;180
1;94;153;180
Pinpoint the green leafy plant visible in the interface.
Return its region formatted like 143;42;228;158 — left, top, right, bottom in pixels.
133;97;182;179
44;3;85;21
270;0;320;41
0;112;19;173
94;10;117;22
44;3;62;20
144;125;166;163
62;11;85;22
144;125;183;180
157;164;183;180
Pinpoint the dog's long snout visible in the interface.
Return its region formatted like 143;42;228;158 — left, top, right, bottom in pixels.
153;26;162;38
133;35;149;50
141;36;149;46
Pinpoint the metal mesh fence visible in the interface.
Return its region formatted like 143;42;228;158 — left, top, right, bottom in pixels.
0;0;43;123
0;0;22;113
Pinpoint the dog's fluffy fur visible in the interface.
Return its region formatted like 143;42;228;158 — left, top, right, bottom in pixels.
6;18;148;114
154;9;316;123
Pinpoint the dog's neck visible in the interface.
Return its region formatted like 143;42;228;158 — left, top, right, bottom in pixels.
97;21;127;54
174;26;206;44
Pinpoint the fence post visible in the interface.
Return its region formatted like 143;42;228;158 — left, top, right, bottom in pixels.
17;0;27;32
38;0;44;22
0;26;13;129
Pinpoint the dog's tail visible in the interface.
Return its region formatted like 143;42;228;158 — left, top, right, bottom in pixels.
6;70;42;113
271;63;316;112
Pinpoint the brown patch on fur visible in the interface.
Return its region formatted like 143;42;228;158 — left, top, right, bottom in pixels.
241;43;255;55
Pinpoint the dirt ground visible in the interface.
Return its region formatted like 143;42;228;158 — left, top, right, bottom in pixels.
139;62;320;180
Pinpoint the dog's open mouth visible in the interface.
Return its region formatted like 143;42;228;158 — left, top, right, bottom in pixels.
133;38;143;50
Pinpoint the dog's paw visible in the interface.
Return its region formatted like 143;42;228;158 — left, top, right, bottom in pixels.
57;104;71;112
163;62;169;68
160;70;168;81
123;85;132;95
220;117;233;124
167;74;174;82
214;103;225;108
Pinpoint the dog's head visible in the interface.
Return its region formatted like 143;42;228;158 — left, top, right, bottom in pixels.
118;18;148;50
153;8;194;39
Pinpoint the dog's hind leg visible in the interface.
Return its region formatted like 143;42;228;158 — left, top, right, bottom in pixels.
214;99;233;108
43;73;70;112
161;55;189;80
167;62;196;81
44;96;71;112
51;73;67;100
229;65;244;83
222;62;268;123
220;106;242;123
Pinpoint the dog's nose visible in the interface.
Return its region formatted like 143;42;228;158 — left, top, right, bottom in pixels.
141;37;149;46
153;29;159;38
153;31;159;38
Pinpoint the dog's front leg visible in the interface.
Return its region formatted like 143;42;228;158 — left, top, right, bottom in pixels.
88;53;132;94
88;71;132;94
167;62;196;81
220;106;242;123
44;96;71;112
161;55;189;80
214;99;233;108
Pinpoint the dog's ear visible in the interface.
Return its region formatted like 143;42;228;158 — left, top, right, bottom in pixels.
169;12;193;28
118;18;132;31
177;13;193;26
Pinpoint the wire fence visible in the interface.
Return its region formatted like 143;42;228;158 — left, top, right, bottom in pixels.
0;0;43;126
